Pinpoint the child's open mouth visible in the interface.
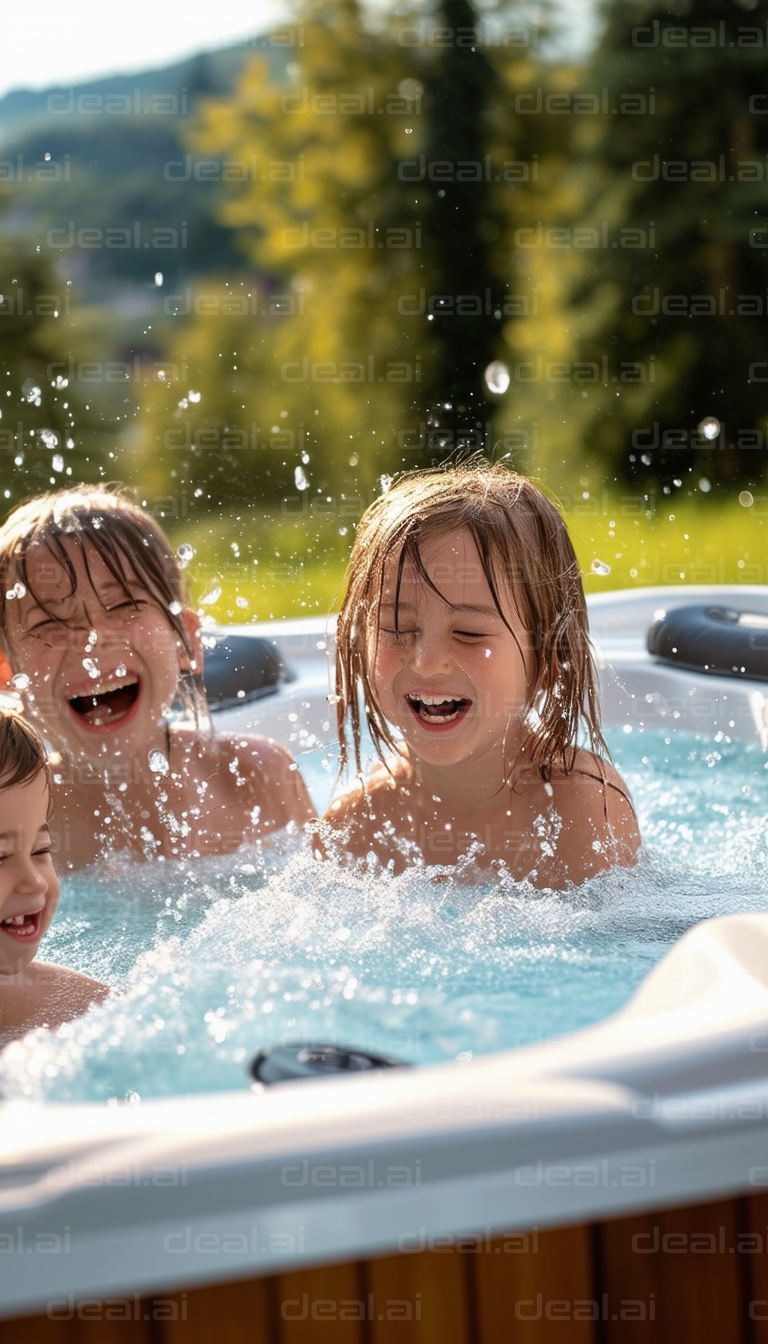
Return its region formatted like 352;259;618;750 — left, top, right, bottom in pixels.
0;910;42;941
405;693;472;726
67;675;140;730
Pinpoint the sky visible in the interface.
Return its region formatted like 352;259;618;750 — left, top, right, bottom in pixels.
0;0;289;101
0;0;596;102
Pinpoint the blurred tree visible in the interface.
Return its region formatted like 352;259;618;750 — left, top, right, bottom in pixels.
0;205;113;501
133;0;544;508
570;0;768;492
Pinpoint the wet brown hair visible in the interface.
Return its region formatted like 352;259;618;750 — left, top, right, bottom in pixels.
0;707;52;806
335;461;607;779
0;485;204;719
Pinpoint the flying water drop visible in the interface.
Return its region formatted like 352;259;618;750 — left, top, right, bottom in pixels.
698;416;720;441
199;584;222;606
148;750;170;776
484;361;510;395
590;559;611;577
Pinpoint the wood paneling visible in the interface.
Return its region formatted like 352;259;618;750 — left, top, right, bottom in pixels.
276;1261;365;1344
4;1193;768;1344
366;1246;471;1344
161;1277;272;1344
475;1223;595;1344
595;1197;742;1343
0;1313;151;1343
745;1190;768;1344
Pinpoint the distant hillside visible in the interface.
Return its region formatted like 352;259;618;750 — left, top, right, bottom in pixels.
0;41;290;291
0;44;271;147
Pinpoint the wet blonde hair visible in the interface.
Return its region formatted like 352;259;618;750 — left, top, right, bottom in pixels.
0;485;203;719
335;462;606;778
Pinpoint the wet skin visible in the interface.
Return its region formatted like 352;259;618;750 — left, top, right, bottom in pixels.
0;773;105;1042
324;528;640;886
4;540;314;870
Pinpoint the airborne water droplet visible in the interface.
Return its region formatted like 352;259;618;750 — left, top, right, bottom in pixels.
484;361;510;395
590;559;611;577
199;583;222;606
148;750;170;776
294;465;309;491
177;544;194;566
698;416;720;441
11;673;30;691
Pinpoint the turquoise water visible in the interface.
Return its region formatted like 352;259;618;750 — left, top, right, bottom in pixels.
1;725;767;1103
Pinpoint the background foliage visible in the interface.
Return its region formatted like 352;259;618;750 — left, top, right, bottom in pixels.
2;0;768;613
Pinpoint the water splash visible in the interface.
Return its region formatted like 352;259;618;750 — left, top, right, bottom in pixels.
4;728;768;1104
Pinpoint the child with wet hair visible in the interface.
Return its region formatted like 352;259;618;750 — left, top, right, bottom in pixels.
0;486;313;870
0;708;105;1044
325;462;640;887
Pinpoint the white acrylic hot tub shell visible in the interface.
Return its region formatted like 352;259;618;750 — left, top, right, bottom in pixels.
2;585;768;1317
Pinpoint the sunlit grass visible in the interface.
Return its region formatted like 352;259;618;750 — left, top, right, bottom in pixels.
168;491;768;621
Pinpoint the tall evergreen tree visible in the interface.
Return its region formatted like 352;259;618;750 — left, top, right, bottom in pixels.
572;0;768;491
406;0;506;452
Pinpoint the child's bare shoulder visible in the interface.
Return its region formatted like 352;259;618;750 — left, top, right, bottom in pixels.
30;962;107;1007
324;761;403;840
551;749;639;867
560;750;635;810
172;725;313;821
213;731;315;827
0;964;107;1043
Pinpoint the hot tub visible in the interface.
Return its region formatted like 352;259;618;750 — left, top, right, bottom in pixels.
2;586;768;1341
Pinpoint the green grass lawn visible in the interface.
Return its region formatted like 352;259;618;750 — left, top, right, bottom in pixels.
169;492;768;622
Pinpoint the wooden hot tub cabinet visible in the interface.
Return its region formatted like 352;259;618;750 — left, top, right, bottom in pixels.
2;1190;768;1344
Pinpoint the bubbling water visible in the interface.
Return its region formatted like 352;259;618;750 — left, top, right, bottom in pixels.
1;727;767;1103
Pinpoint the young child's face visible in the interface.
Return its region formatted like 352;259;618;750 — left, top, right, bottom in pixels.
5;539;187;758
371;527;533;770
0;772;59;974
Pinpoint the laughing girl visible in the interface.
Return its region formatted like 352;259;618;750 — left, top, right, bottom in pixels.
0;487;313;870
324;464;640;887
